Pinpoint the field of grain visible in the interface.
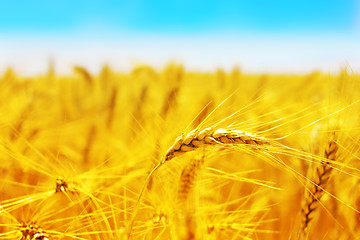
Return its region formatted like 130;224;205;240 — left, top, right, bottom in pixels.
1;64;360;239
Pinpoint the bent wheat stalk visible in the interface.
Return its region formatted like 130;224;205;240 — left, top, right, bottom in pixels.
128;126;273;237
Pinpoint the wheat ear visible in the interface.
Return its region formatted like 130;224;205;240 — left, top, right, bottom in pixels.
74;66;93;86
178;157;204;202
19;222;50;240
300;132;338;237
164;127;270;162
176;157;204;240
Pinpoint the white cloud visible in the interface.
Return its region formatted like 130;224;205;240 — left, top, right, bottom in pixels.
0;33;359;76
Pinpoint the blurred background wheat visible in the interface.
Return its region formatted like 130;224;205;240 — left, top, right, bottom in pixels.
1;1;360;239
1;65;360;239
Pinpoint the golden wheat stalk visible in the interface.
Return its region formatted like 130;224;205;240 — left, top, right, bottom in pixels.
300;132;338;238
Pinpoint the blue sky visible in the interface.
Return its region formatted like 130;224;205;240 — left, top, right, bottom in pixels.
0;1;359;75
0;0;357;35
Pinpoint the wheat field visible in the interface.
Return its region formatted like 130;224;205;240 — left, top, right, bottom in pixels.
1;64;360;240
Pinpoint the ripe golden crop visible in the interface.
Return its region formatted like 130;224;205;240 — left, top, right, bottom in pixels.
0;64;359;239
